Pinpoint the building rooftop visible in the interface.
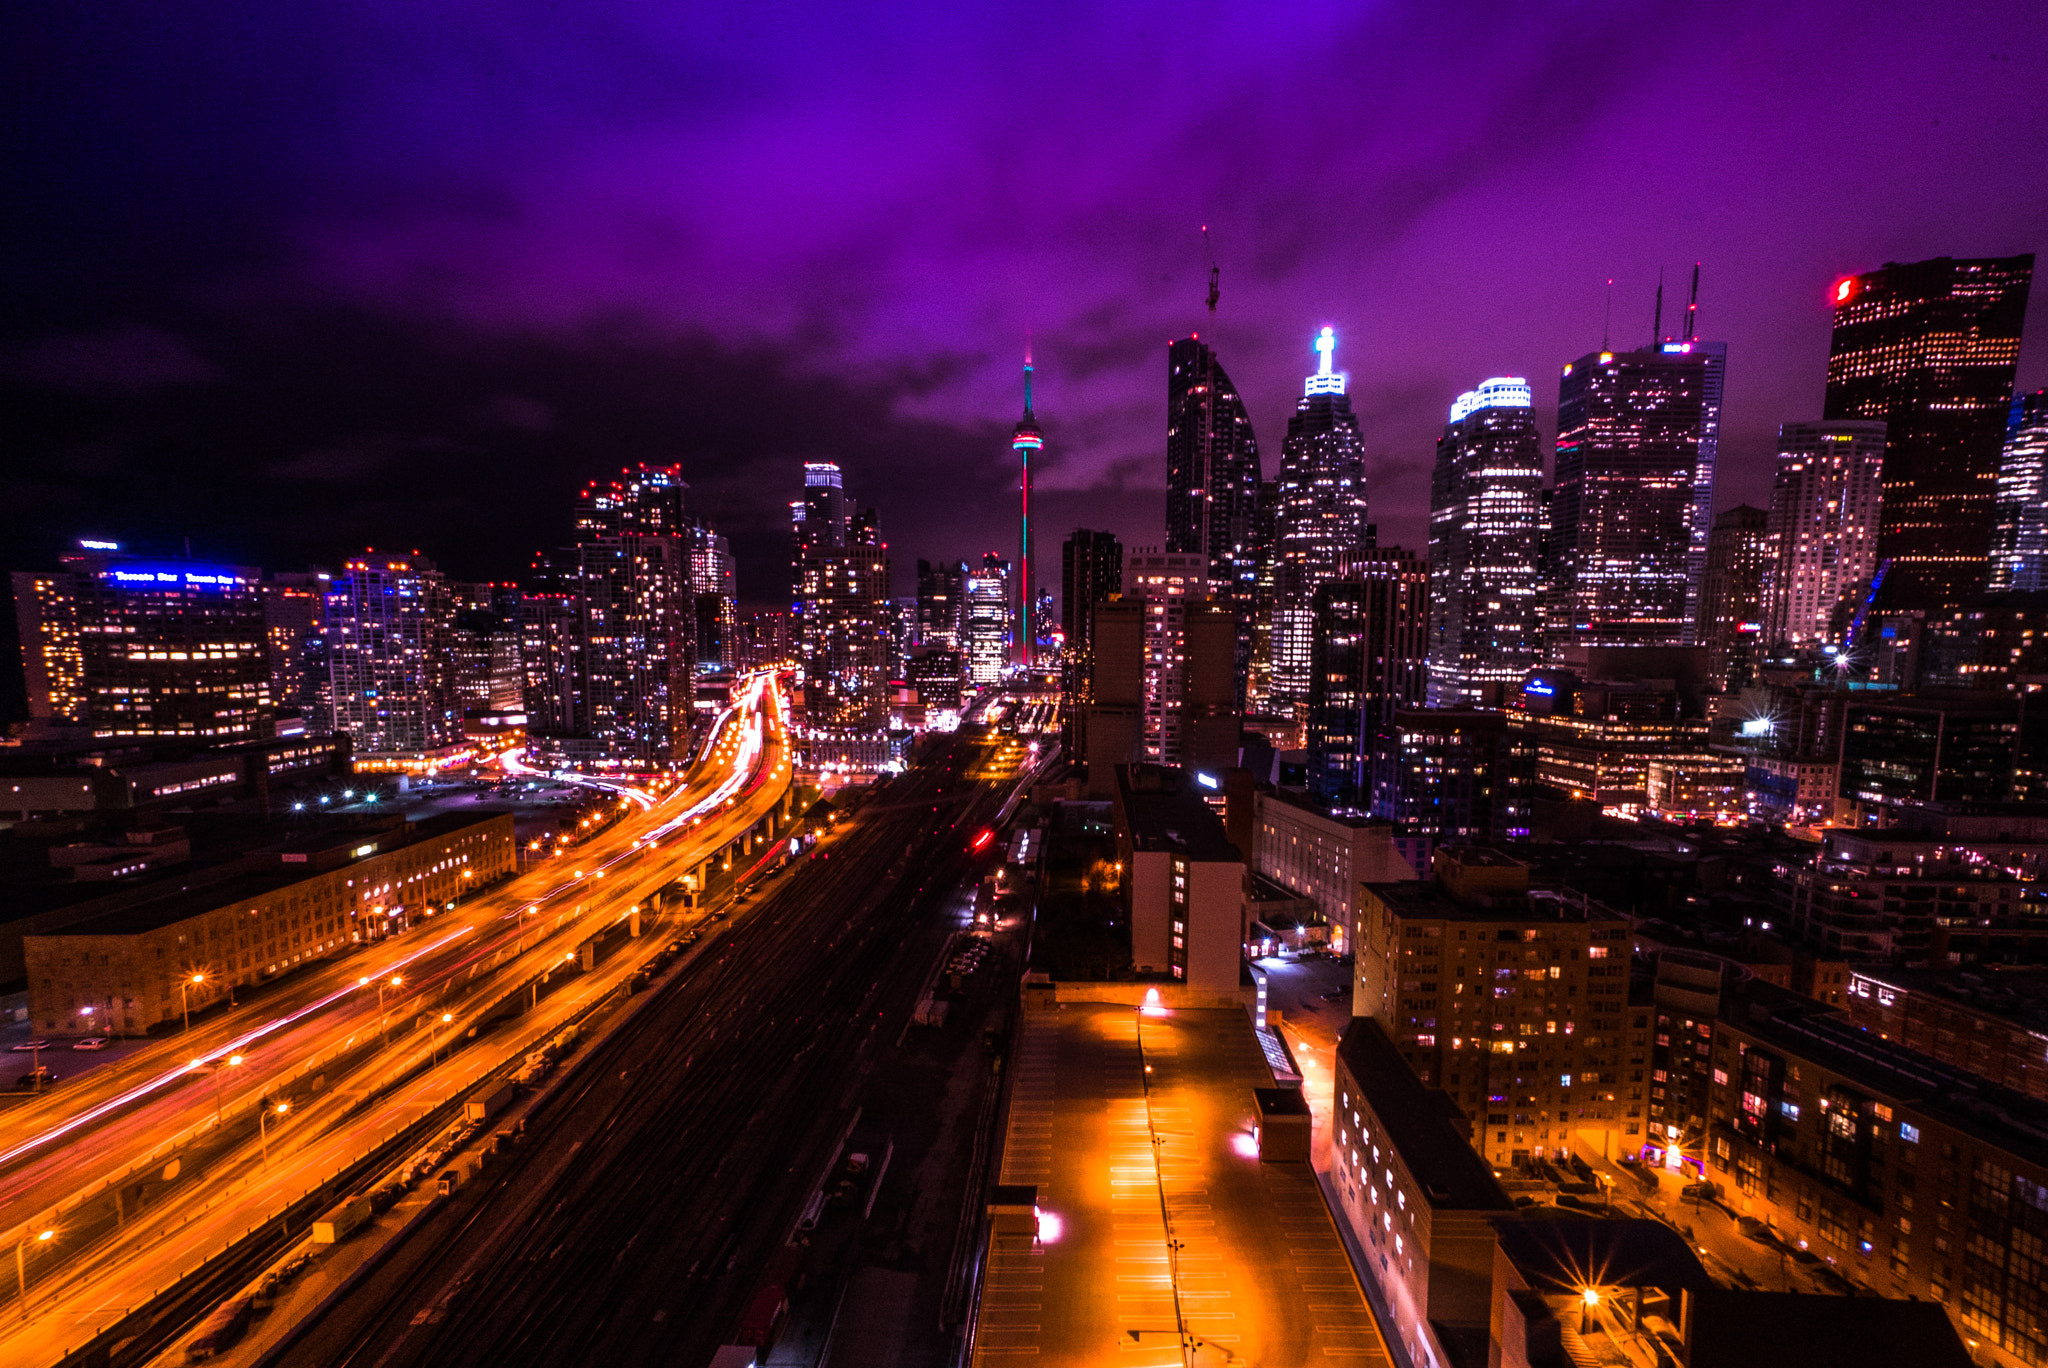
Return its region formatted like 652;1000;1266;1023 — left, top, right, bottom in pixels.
1850;963;2048;1037
1336;1017;1513;1211
1725;985;2048;1171
28;810;512;941
1490;1215;1712;1296
1362;877;1627;926
1114;766;1241;861
1684;1289;1972;1368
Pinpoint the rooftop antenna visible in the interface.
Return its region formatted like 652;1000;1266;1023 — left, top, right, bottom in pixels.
1203;226;1220;313
1683;263;1700;341
1652;266;1665;345
1602;279;1614;350
1022;332;1034;415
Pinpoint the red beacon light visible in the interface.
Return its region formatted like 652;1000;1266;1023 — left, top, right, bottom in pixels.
1835;278;1855;303
971;828;995;852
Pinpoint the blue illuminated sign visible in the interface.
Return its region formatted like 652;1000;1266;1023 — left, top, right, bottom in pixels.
1523;680;1555;696
1195;772;1219;790
104;564;248;591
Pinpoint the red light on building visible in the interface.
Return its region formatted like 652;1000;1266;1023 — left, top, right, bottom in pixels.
1835;278;1854;303
971;828;995;851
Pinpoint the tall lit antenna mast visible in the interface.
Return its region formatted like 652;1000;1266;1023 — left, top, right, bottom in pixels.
1011;343;1043;670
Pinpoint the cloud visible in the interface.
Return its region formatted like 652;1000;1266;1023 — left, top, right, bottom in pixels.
7;323;223;394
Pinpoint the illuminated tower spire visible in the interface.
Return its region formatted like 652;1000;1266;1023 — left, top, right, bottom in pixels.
1012;344;1044;670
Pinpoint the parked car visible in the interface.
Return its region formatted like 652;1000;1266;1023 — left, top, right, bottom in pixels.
15;1068;58;1090
10;1040;51;1053
72;1037;110;1051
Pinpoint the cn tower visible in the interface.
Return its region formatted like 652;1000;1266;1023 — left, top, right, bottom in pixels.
1011;349;1042;669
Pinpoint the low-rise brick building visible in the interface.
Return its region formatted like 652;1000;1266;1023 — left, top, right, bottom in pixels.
25;810;515;1034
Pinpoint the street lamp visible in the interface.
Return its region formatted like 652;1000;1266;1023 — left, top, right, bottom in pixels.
259;1100;289;1166
16;1229;53;1321
432;1011;454;1063
209;1053;245;1123
1580;1288;1599;1335
181;973;205;1034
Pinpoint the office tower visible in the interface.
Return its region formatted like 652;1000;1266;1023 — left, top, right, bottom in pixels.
262;571;330;722
1653;269;1728;636
1060;530;1122;701
1762;422;1888;650
1990;390;2048;594
1180;600;1242;775
1012;355;1042;669
731;608;792;672
572;465;697;764
327;552;456;754
449;602;523;713
916;558;967;652
519;590;585;737
1269;327;1372;720
1247;477;1280;715
686;522;738;672
1825;255;2035;613
12;545;274;741
799;495;892;749
1122;550;1210;766
1306;548;1428;810
1167;336;1263;701
1548;345;1709;655
1376;707;1534;844
1426;377;1545;707
1697;505;1770;691
964;554;1011;686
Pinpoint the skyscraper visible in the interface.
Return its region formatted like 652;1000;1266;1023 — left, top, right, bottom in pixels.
798;484;892;756
1123;549;1209;767
1060;529;1122;702
916;558;968;652
1825;255;2035;614
1012;354;1042;669
688;522;738;672
1698;505;1770;691
1990;391;2048;594
1548;346;1709;655
1763;422;1887;650
328;552;456;755
964;554;1011;686
1167;336;1262;700
573;465;697;765
1306;548;1428;811
1269;327;1372;720
262;570;331;723
1655;269;1727;635
1426;377;1545;707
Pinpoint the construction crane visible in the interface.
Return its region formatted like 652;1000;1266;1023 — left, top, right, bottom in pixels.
1203;225;1220;313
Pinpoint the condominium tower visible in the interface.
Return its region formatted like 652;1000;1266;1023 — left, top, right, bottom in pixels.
1763;422;1887;649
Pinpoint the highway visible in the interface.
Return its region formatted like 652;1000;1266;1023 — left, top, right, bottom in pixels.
0;673;795;1365
273;728;1023;1368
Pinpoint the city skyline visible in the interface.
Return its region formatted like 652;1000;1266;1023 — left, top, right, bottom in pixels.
6;5;2046;625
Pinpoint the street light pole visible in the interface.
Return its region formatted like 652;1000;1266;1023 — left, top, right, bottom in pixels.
211;1053;243;1123
260;1101;288;1168
181;973;204;1034
16;1230;52;1321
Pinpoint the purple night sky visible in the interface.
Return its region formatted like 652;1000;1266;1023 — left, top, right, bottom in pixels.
4;2;2046;606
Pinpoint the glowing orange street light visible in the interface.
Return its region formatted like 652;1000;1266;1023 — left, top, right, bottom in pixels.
181;973;206;1034
16;1228;55;1320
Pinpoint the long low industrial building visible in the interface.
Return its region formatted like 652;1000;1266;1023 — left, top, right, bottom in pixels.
24;810;515;1035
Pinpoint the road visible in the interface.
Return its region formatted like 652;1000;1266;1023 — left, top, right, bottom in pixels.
273;728;1021;1368
0;674;795;1364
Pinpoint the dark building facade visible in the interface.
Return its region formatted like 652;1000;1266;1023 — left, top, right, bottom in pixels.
1699;505;1770;691
1376;706;1533;844
1427;377;1545;707
1307;548;1428;811
1825;255;2035;615
1059;529;1122;704
1550;346;1710;654
1167;336;1263;701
